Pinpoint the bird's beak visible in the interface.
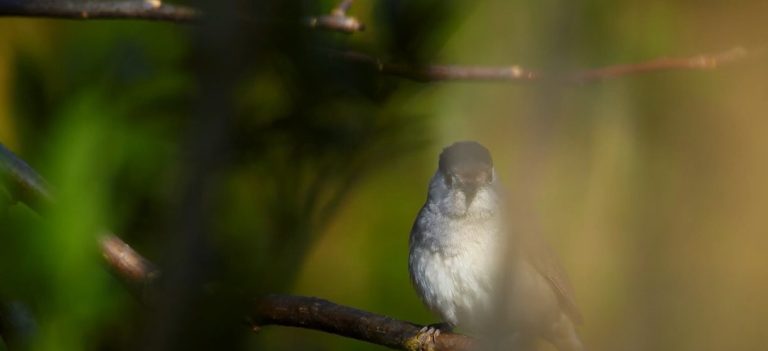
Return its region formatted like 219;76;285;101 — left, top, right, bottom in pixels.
455;171;489;207
461;184;478;208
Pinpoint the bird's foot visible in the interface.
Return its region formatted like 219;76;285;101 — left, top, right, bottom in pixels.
419;322;453;336
412;323;453;351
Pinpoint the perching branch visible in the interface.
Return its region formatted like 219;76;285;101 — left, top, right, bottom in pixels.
252;295;472;351
99;238;472;351
330;46;757;83
99;227;472;351
0;141;468;351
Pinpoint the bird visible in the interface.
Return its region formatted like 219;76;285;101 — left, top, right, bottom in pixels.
408;141;584;351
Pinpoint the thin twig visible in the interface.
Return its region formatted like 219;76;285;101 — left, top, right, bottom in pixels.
0;0;364;33
306;14;364;33
0;1;199;22
570;46;753;82
330;47;759;83
328;50;538;82
307;0;364;33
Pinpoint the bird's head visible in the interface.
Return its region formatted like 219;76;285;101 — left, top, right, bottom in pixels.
429;141;499;218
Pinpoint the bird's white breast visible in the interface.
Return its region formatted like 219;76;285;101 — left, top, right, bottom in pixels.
409;203;501;327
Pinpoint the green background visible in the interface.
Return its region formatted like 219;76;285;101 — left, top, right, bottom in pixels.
1;0;767;350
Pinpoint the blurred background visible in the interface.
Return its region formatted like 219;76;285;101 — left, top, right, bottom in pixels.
1;0;767;351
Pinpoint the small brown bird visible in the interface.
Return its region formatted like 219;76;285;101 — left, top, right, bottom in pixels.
409;141;584;350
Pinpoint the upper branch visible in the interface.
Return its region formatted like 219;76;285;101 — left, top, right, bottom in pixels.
0;0;364;33
329;50;537;82
0;3;755;79
307;0;364;33
570;46;753;82
0;1;199;22
331;46;757;83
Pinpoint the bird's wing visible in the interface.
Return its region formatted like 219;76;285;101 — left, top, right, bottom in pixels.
524;236;583;324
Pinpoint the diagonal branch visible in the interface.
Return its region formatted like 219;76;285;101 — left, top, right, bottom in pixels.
99;234;162;303
0;141;468;351
0;143;53;212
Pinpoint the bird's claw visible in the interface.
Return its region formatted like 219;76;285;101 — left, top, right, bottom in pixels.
413;323;451;351
418;325;441;338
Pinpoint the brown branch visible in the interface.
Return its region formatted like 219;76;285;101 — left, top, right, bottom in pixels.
306;15;364;33
0;143;53;212
330;46;758;83
0;142;468;351
307;0;364;33
0;0;364;33
0;1;199;22
327;50;538;82
99;234;162;303
570;46;753;82
252;295;472;351
0;3;754;78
